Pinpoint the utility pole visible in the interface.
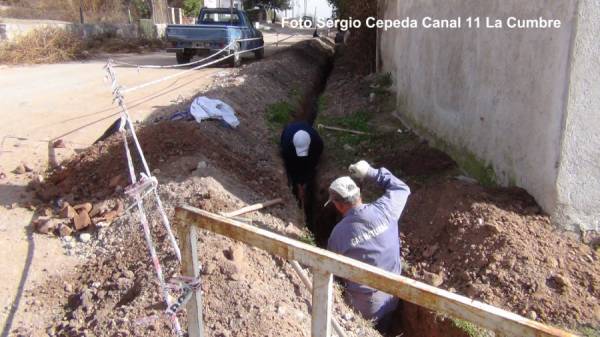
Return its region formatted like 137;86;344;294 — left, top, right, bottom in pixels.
304;0;307;17
79;0;84;24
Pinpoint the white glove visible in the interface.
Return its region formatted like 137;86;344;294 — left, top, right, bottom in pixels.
348;160;371;179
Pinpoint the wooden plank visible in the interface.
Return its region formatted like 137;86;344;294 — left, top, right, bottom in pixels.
175;206;577;337
176;224;204;337
317;124;369;135
312;269;333;337
290;261;348;337
220;198;283;218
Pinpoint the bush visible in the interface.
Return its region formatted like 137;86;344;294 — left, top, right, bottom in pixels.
0;27;85;64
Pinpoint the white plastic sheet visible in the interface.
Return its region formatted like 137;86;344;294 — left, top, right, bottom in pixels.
190;96;240;128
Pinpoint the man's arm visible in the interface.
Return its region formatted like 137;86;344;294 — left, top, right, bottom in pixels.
366;167;411;220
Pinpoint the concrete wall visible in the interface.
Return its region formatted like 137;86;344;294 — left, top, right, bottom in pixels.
554;0;600;231
0;18;147;42
378;0;599;231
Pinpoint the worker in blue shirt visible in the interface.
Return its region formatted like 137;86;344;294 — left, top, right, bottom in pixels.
326;160;411;331
280;122;324;209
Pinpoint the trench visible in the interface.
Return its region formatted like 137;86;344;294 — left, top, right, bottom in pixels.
282;45;476;337
282;46;338;249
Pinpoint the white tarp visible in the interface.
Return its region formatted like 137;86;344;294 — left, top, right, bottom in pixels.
190;96;240;128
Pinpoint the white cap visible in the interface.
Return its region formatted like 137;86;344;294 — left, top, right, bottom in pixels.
293;130;311;157
325;176;360;207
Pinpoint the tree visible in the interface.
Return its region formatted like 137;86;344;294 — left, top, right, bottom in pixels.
182;0;203;17
243;0;290;11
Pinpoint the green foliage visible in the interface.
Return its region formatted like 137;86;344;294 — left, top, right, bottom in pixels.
243;0;290;10
580;327;600;337
131;0;151;19
317;110;371;145
266;101;293;130
451;319;492;337
182;0;203;17
300;232;316;246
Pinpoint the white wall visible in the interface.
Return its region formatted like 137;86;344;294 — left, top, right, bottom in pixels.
282;0;333;20
554;0;600;231
378;0;599;232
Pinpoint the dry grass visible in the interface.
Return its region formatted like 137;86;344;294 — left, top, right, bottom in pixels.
0;27;84;64
0;27;166;65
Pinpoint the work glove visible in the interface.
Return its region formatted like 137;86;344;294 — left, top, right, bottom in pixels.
349;160;371;179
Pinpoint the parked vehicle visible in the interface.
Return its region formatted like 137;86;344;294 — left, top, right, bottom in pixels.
165;7;264;67
301;15;314;28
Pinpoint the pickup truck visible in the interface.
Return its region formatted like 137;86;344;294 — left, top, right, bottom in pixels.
165;7;264;67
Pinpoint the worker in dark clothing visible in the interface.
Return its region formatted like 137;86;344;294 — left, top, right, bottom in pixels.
280;121;324;210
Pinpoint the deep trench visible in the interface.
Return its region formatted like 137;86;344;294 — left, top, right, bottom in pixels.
283;48;475;337
283;51;338;249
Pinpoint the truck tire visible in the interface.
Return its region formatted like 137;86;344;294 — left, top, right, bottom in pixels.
254;47;264;60
176;50;192;64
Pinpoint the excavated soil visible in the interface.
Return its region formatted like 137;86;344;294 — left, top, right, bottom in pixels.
315;46;599;335
15;39;382;337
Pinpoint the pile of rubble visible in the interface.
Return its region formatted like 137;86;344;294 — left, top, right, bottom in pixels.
32;199;124;240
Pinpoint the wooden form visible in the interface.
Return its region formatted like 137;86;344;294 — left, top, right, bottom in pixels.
290;261;348;337
175;205;577;337
176;224;204;337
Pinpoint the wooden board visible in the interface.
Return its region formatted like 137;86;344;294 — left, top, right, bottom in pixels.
175;205;577;337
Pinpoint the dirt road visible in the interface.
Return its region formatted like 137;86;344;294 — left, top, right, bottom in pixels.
0;30;310;336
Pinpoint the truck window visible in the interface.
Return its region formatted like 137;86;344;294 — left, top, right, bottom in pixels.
200;12;241;25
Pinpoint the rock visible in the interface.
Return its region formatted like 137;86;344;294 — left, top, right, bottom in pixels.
152;168;161;175
35;217;60;235
220;260;242;280
52;139;67;148
79;233;91;243
343;313;354;321
196;161;208;170
89;201;108;218
73;203;93;213
0;172;6;179
422;244;439;258
60;204;77;219
115;200;124;215
422;271;444;287
527;310;538;320
550;274;571;293
13;164;26;174
343;144;355;152
483;223;501;235
95;221;110;228
73;210;92;231
101;210;119;222
64;282;73;292
123;270;135;279
23;163;34;172
58;224;74;237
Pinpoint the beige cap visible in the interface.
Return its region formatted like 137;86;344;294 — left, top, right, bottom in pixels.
325;176;360;206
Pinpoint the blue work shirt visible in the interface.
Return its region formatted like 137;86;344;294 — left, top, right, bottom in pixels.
327;167;410;320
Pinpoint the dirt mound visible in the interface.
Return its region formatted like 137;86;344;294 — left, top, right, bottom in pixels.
17;39;385;337
41;39;335;204
401;180;600;330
